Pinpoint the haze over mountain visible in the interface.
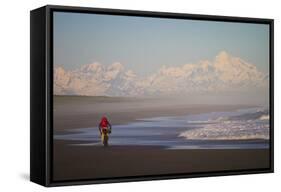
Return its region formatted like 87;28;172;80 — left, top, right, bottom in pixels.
54;51;268;104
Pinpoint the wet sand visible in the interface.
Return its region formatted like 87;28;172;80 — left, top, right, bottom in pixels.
54;96;254;132
53;140;270;181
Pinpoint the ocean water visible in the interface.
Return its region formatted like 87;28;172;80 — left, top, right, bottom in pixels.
54;107;270;149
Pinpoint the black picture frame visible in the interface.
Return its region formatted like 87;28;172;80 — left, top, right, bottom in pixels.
30;5;274;187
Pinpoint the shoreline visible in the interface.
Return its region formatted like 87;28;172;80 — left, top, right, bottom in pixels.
54;95;258;132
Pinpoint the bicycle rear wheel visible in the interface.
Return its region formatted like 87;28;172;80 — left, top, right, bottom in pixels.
103;134;109;146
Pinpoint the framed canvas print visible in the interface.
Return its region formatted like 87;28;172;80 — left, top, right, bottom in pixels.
30;5;274;187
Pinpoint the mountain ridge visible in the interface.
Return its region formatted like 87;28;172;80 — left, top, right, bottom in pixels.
54;51;268;96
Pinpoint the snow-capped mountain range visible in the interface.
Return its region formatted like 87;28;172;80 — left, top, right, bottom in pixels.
54;51;268;96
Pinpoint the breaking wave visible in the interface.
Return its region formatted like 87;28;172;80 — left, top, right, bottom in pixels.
259;115;269;121
179;110;270;141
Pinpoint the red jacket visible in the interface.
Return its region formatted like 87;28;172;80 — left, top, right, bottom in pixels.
99;117;110;128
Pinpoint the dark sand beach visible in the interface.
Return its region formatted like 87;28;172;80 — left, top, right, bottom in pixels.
53;96;270;181
53;140;269;181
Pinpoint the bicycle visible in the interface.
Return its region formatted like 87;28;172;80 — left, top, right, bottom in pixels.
100;126;111;146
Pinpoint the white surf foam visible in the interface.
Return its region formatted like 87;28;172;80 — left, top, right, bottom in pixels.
259;115;270;121
179;120;269;140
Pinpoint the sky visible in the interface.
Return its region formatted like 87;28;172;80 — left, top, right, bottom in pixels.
53;11;270;76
